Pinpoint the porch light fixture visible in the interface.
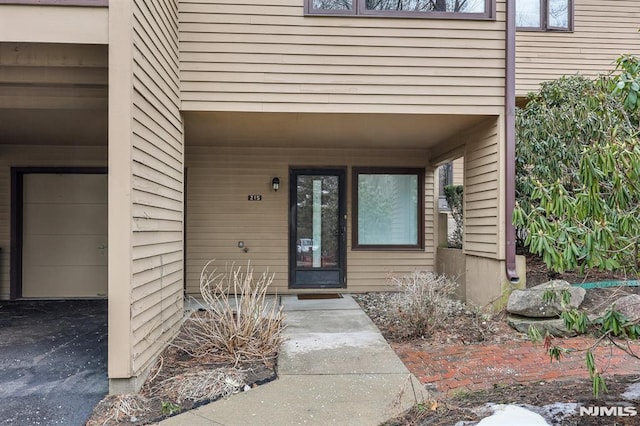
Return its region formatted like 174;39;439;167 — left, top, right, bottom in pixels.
272;177;280;192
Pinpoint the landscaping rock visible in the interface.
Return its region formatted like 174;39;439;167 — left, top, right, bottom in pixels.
506;280;586;318
612;294;640;323
506;314;578;338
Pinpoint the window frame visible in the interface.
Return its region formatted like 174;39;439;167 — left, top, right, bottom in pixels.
305;0;495;20
516;0;573;32
352;167;425;251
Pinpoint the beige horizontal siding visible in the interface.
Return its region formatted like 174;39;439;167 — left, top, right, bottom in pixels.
179;0;507;114
185;146;435;294
463;117;503;259
0;4;108;45
0;145;107;300
130;0;184;376
516;0;640;96
452;157;464;186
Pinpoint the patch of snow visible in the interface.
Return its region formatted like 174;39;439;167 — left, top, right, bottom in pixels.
477;405;550;426
531;402;580;423
622;382;640;400
471;402;579;425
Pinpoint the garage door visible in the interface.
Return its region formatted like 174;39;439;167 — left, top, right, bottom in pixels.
22;173;107;298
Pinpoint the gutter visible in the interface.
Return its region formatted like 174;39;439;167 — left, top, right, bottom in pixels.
505;0;519;282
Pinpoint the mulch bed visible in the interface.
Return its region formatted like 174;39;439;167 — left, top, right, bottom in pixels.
86;314;277;425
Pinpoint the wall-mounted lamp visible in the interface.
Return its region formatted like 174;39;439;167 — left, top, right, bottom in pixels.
272;177;280;192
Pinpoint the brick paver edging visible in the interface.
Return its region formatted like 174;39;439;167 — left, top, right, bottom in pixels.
392;337;640;394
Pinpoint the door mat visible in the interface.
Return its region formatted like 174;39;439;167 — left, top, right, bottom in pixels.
297;293;343;300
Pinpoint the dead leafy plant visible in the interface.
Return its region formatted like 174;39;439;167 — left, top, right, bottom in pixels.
177;260;285;365
86;394;150;426
152;368;247;404
388;271;461;339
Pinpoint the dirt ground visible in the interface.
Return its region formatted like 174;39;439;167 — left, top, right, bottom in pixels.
382;375;640;426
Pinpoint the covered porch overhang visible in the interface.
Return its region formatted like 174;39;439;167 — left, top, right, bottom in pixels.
182;110;520;307
183;111;491;150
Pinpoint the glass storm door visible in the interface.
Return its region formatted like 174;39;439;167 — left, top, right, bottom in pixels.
289;168;346;288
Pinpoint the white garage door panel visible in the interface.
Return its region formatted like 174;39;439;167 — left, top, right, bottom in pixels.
22;173;107;298
22;235;107;266
23;173;107;204
22;266;108;298
23;204;107;235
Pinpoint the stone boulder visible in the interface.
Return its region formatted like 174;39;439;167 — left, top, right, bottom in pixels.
507;314;578;337
612;294;640;323
506;280;586;318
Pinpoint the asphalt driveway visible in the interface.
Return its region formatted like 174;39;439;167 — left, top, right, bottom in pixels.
0;300;108;425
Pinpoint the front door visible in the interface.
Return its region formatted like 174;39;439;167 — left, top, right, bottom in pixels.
289;168;346;289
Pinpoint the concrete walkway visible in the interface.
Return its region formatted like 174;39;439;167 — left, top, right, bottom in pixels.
160;295;428;425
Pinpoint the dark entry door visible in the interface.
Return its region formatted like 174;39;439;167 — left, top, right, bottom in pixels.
289;168;346;288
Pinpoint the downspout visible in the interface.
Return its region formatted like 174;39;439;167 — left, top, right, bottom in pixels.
505;0;519;282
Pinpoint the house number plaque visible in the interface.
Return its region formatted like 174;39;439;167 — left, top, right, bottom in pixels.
248;195;262;201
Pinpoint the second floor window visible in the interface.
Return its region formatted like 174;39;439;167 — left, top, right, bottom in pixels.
516;0;572;31
307;0;493;18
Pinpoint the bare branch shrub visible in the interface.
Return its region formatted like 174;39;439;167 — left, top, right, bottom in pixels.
177;261;285;365
388;271;461;339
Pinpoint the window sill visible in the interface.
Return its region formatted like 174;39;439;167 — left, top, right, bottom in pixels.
516;27;573;33
305;11;496;20
351;246;425;251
